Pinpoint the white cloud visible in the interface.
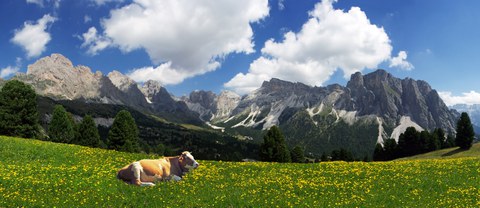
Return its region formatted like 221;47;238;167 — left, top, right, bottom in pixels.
11;14;56;58
26;0;44;7
90;0;124;6
278;0;285;10
225;0;397;94
80;27;112;55
0;66;20;79
389;51;414;70
438;91;480;106
0;58;22;79
83;0;269;85
26;0;61;8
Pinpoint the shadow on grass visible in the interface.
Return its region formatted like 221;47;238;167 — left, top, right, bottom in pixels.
441;148;467;157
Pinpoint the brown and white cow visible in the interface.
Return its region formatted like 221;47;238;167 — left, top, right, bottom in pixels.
117;151;199;186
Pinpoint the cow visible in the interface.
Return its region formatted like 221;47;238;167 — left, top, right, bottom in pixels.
117;151;200;186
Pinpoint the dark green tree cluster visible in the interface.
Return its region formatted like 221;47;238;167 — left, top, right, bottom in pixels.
290;145;305;163
48;105;75;143
374;127;458;161
76;115;101;147
259;126;291;163
316;149;355;162
330;148;354;161
0;80;39;138
107;110;140;153
455;112;475;150
47;105;101;148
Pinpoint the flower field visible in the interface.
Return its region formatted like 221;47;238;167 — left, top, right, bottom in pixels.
0;136;479;207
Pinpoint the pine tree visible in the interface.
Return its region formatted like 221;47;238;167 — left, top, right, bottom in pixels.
108;110;140;153
373;143;385;161
455;112;475;149
0;80;39;138
397;127;420;157
290;145;305;163
48;105;75;143
383;138;398;160
259;126;291;162
320;152;328;162
76;115;100;147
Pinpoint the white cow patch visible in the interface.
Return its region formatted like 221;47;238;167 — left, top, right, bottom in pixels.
140;182;156;187
184;152;199;170
131;162;143;179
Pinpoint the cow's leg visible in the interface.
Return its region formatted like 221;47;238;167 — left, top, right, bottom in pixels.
131;162;143;186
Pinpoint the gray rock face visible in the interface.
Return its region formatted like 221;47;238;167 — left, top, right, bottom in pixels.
185;69;457;135
141;80;163;103
16;53;102;100
349;69;457;133
182;90;241;121
14;53;201;125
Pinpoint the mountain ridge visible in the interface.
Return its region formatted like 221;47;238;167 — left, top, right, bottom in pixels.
1;53;461;158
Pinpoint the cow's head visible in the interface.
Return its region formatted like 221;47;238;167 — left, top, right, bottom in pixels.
179;151;199;171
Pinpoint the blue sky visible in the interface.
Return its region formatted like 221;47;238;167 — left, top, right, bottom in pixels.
1;0;480;106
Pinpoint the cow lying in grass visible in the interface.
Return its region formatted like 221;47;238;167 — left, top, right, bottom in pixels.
117;151;199;186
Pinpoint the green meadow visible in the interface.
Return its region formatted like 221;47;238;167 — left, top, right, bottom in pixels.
0;136;478;207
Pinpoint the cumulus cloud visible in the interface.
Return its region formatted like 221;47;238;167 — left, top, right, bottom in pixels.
225;0;408;94
80;27;112;55
11;14;56;58
438;91;480;106
83;0;269;85
389;51;414;70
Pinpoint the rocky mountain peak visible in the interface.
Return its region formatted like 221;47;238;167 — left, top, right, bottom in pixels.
141;80;163;101
189;90;216;110
19;53;100;100
107;70;136;93
347;71;364;89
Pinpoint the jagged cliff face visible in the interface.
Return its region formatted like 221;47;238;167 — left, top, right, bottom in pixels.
184;69;458;157
182;90;240;122
16;54;103;100
212;69;457;135
348;70;457;134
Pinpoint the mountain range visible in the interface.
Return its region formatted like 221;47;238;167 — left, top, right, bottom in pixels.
1;53;461;158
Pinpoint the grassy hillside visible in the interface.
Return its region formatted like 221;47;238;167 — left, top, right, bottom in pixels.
1;136;479;207
397;143;480;160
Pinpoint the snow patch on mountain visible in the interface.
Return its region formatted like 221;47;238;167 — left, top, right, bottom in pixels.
232;106;263;128
206;122;225;132
390;116;424;142
376;117;389;145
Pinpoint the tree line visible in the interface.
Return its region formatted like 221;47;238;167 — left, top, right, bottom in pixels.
0;80;143;153
374;112;475;161
259;126;305;163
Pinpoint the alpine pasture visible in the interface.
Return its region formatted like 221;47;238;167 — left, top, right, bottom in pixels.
0;136;478;207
